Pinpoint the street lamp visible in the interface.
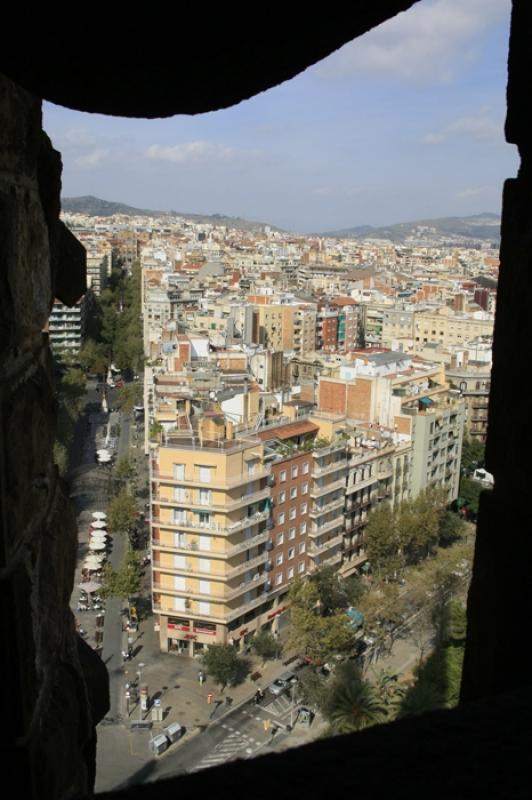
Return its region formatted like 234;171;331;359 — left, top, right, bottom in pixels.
137;662;145;720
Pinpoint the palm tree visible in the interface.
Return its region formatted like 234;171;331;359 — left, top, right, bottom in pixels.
324;677;387;734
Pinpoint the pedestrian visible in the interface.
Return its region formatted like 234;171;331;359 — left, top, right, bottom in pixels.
128;646;133;660
122;650;128;662
198;670;205;684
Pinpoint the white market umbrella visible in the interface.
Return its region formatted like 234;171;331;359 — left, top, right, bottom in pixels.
91;520;107;529
92;512;107;520
78;581;102;593
90;533;108;542
89;541;106;551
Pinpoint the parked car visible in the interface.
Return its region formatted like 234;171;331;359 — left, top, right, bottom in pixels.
269;671;297;696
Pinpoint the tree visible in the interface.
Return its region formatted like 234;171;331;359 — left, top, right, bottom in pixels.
458;478;483;518
438;511;466;547
115;383;142;414
460;438;485;476
364;503;405;579
100;550;142;603
322;664;387;734
79;339;109;377
202;644;244;690
250;629;281;664
114;455;137;482
61;367;87;416
399;488;445;565
107;488;137;533
296;667;328;711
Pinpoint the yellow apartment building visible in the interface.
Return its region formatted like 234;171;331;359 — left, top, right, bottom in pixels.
150;418;279;655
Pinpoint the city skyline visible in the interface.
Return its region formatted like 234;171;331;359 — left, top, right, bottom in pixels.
44;0;516;233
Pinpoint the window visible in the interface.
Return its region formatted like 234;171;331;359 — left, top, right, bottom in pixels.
298;561;305;573
300;521;307;534
298;542;306;554
278;491;286;503
300;502;307;515
198;488;211;506
302;462;309;474
289;507;297;520
277;532;284;546
198;465;213;483
278;511;285;525
302;482;308;495
276;573;283;586
276;553;283;566
288;547;295;560
173;463;185;480
280;470;287;482
287;567;294;579
291;465;298;478
289;527;296;540
290;487;297;499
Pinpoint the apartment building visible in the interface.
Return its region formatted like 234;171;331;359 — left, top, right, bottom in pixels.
413;306;494;351
403;394;465;501
47;297;86;356
151;417;276;655
446;366;491;443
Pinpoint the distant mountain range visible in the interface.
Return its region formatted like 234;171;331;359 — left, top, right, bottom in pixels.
61;196;274;232
319;213;501;244
61;197;501;244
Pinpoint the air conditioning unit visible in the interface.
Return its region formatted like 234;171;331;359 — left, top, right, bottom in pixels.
253;573;260;581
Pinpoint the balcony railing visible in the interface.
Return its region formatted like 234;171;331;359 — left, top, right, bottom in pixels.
345;474;378;494
310;478;346;498
309;516;344;538
151;465;271;489
152;508;269;534
309;496;345;518
308;533;343;557
226;552;269;580
311;460;347;478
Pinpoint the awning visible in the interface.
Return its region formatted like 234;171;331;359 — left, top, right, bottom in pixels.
419;396;434;407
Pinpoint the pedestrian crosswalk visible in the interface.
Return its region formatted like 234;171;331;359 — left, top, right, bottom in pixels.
192;729;262;771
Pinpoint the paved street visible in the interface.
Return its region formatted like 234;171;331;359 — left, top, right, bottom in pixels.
66;379;441;793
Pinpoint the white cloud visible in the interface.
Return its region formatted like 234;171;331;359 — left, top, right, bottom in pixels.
456;186;489;199
422;110;502;144
146;141;237;164
74;148;110;168
315;0;510;83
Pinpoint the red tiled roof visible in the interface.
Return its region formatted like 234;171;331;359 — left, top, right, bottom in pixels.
256;420;319;441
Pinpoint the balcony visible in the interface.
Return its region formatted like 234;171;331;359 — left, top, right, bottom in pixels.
311;460;347;478
345;474;378;494
153;561;215;580
309;516;344;538
226;531;271;558
225;588;274;622
152;508;269;534
310;478;346;499
308;551;342;573
312;440;347;459
308;533;343;557
226;573;268;601
309;496;345;518
226;552;269;580
151;465;271;489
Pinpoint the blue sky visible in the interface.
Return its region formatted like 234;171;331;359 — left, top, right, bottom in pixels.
44;0;517;233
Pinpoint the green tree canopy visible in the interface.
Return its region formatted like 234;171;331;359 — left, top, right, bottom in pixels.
322;664;387;734
460;438;485;476
114;455;137;482
107;488;137;533
250;629;281;663
364;503;405;579
100;550;142;601
202;644;244;689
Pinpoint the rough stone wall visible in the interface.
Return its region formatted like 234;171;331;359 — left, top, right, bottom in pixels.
0;73;107;798
460;0;532;703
